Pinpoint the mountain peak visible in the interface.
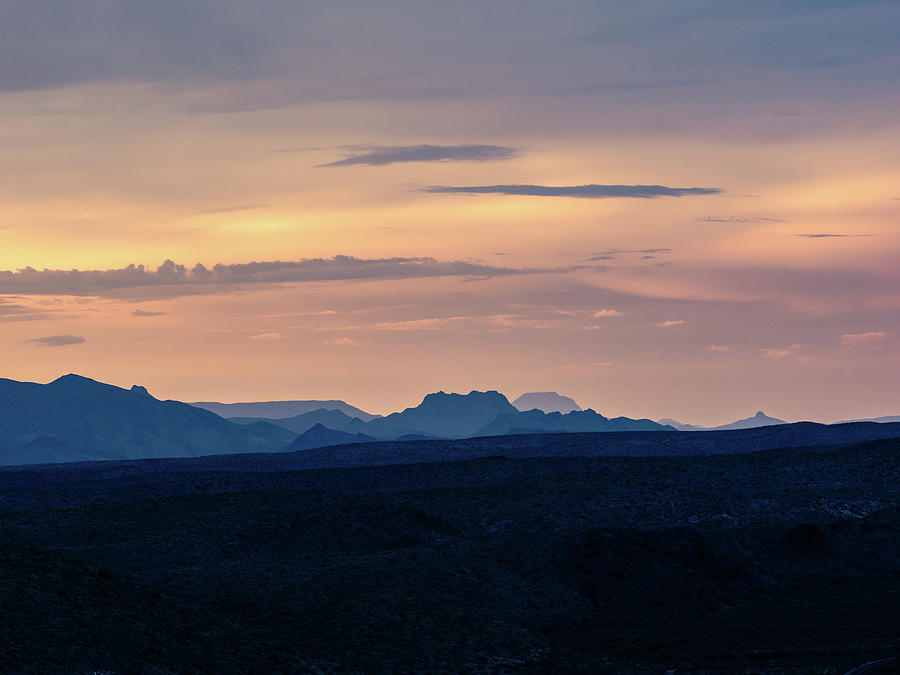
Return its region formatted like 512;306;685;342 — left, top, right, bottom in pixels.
755;410;767;417
420;390;510;405
50;373;94;385
372;390;518;438
130;385;154;398
513;392;582;414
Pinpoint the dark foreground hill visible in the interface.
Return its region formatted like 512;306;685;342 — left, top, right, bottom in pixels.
0;431;898;674
0;375;295;465
76;419;894;474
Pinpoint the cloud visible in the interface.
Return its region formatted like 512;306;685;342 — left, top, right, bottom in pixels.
796;233;874;238
0;298;49;322
319;144;520;167
656;320;685;327
355;312;574;332
699;216;783;223
584;249;673;262
761;343;810;359
27;334;86;347
190;204;268;215
249;332;284;340
593;309;623;317
0;0;896;120
326;337;358;346
841;331;887;345
762;347;791;359
706;344;734;352
132;309;166;317
0;256;554;299
422;184;722;199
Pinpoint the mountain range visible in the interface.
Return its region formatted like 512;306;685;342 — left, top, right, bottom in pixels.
659;410;787;431
189;398;379;421
221;390;673;444
0;374;294;465
2;374;897;467
0;378;674;465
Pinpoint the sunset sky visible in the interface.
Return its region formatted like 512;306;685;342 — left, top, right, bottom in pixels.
1;1;898;424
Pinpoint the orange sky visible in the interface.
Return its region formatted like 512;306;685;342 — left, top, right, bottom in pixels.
1;2;899;425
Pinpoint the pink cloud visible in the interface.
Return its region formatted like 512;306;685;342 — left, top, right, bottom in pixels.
841;331;888;345
249;332;284;340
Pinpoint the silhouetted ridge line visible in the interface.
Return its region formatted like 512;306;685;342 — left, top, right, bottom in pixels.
0;375;294;466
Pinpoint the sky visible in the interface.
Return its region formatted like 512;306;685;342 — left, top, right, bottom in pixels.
1;0;898;424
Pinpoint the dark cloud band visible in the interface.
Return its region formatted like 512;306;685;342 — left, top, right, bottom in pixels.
319;145;520;167
422;184;722;198
796;233;874;238
0;256;554;298
27;335;86;347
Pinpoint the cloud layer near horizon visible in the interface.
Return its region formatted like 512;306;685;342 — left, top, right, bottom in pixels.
0;256;551;298
422;184;722;198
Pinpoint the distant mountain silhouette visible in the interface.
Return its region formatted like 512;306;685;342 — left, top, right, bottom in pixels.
257;391;669;446
658;411;787;431
285;423;378;451
190;399;378;422
229;408;367;435
476;409;672;437
0;374;295;466
512;392;582;414
365;390;519;439
658;418;706;431
840;415;900;424
713;411;786;431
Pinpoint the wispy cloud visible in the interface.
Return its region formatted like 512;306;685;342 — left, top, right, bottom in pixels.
706;344;734;352
796;233;874;238
190;204;268;215
27;334;86;347
0;256;556;298
325;337;358;346
249;332;284;340
761;343;810;359
320;144;520;167
423;184;722;199
656;320;685;327
584;248;673;262
0;298;49;322
593;309;624;317
132;309;166;317
699;215;783;223
341;312;577;333
841;331;887;345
